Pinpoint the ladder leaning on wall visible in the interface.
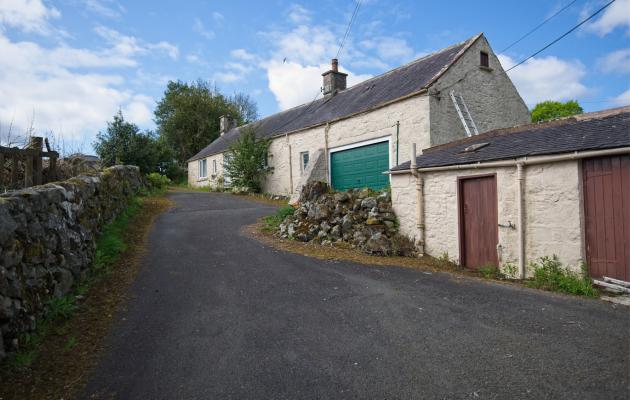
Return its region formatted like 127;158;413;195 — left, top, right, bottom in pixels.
450;90;479;137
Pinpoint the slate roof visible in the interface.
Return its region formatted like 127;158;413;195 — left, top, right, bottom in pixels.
391;106;630;172
188;34;482;162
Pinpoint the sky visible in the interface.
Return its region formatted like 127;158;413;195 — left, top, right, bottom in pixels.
0;0;628;153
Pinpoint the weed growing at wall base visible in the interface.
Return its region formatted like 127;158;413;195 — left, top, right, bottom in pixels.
526;256;598;297
262;205;295;232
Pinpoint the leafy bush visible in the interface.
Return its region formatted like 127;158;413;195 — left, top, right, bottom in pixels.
223;127;273;193
262;205;295;232
526;256;598;297
531;100;583;122
146;172;171;189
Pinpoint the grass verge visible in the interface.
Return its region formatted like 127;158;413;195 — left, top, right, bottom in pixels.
248;219;601;299
0;193;172;400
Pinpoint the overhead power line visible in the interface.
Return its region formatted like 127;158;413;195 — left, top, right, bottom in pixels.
336;0;362;59
500;0;580;53
505;0;616;72
271;0;363;136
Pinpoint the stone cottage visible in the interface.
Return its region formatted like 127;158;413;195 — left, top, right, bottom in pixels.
188;33;530;197
389;106;630;280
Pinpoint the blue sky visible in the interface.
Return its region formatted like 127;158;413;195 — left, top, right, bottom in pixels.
0;0;628;153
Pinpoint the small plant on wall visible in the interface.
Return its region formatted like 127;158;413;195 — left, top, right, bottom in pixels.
223;127;273;193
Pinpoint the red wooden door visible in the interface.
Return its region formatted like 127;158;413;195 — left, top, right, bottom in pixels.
459;175;498;269
582;155;630;281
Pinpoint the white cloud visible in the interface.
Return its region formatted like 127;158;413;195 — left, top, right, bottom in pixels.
0;0;60;35
499;54;588;105
193;18;215;40
287;4;311;24
0;31;160;142
220;4;416;111
597;48;630;73
231;48;257;62
84;0;125;18
612;87;630;105
266;61;371;110
212;11;224;23
94;25;178;60
583;0;630;36
360;36;414;61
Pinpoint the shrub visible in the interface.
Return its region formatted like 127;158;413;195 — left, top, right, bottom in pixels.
146;172;171;190
526;256;598;297
223;127;272;193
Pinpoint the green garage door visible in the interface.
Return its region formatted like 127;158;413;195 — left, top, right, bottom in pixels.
331;141;389;191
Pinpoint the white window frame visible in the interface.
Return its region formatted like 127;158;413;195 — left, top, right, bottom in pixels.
300;151;309;172
327;136;392;187
198;159;207;179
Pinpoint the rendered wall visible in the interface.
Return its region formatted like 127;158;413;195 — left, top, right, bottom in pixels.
391;160;584;275
429;36;531;145
188;153;225;190
261;95;431;195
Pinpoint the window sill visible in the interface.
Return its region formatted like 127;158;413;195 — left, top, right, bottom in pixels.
479;66;493;72
197;177;208;182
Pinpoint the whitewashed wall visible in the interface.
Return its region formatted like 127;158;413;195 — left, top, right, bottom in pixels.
188;153;225;189
391;160;584;274
261;95;431;195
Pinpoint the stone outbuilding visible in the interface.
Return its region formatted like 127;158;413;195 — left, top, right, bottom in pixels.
388;106;630;280
187;33;530;199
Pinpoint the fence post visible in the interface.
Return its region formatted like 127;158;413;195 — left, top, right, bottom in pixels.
24;155;33;187
11;154;19;187
28;137;43;186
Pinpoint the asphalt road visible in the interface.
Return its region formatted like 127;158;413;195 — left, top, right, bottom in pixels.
81;191;630;400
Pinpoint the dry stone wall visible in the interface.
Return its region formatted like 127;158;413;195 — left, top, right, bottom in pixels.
0;166;145;361
279;182;415;256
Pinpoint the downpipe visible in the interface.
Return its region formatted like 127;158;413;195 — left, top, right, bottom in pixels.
410;143;425;255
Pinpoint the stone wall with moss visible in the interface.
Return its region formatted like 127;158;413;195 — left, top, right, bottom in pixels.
0;165;145;361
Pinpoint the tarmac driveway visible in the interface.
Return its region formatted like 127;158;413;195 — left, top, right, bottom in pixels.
81;191;629;400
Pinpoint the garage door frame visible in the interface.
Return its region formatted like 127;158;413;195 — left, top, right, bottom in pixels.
328;136;392;190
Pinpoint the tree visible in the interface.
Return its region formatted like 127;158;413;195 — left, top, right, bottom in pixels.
94;111;173;174
154;80;257;164
223;127;272;193
531;100;583;123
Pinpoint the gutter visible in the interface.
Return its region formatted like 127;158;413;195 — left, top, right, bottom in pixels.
388;146;630;278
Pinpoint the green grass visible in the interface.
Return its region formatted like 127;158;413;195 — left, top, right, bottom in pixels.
261;205;295;232
4;195;148;370
525;256;598;297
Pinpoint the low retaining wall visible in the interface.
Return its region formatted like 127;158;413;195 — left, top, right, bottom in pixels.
280;182;415;256
0;166;145;361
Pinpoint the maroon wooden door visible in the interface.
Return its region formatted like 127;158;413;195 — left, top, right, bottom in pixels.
582;155;630;281
458;175;498;269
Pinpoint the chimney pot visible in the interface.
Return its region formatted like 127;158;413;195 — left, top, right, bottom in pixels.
331;58;338;72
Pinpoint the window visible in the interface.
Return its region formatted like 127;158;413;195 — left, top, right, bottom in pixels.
300;151;309;171
213;159;217;174
263;151;269;168
480;51;489;68
198;159;207;178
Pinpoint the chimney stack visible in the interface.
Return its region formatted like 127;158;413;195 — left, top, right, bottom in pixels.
322;58;347;96
219;115;236;136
